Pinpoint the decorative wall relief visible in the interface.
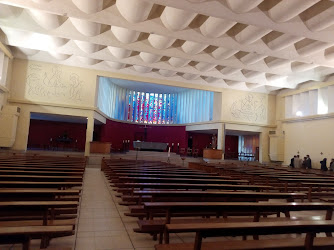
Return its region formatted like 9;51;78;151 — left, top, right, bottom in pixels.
26;63;83;103
230;94;266;122
69;73;83;101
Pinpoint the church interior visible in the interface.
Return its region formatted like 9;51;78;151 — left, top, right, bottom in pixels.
1;0;334;249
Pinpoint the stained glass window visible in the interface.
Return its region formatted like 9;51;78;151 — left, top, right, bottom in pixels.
97;76;214;124
144;93;149;123
125;90;177;124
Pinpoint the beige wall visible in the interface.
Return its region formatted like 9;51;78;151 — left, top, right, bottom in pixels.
8;58;277;161
277;82;334;168
213;92;222;121
9;103;95;152
0;92;5;108
10;59;97;107
9;59;98;153
0;58;12;108
215;89;276;163
282;118;334;168
220;89;276;125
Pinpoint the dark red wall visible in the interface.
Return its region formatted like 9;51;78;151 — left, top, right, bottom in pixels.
187;132;213;157
225;135;239;159
27;120;87;151
99;119;187;152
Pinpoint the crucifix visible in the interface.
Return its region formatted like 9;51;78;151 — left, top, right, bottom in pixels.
139;125;151;141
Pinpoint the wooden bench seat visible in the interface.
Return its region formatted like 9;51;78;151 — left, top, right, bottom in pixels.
0;218;76;227
132;190;306;205
117;177;249;185
1;214;78;221
0;174;83;182
0;188;80;197
138;215;327;233
155;237;334;250
0;165;85;171
0;169;84;175
116;183;271;193
159;220;334;250
140;201;334;243
122;195;152;202
0;181;82;189
110;173;231;181
0;201;78;225
0;225;74;249
320;198;334;202
0;155;84;249
309;192;334;199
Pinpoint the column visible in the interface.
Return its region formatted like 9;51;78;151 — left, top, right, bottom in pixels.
328;85;334;113
11;107;30;151
85;115;94;156
217;123;225;159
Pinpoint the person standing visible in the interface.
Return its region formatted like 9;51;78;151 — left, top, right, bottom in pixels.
294;155;301;168
302;157;307;169
298;155;302;168
290;156;295;168
306;155;312;169
320;158;328;171
330;159;334;171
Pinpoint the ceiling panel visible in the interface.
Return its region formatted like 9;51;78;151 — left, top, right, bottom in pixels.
1;0;334;93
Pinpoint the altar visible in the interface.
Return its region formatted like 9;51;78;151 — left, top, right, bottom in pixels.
133;141;167;152
203;148;223;159
90;142;112;154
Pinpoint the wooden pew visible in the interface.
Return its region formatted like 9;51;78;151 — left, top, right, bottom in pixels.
121;187;275;204
142;201;334;243
0;166;85;172
116;177;249;185
0;161;85;168
0;174;83;182
125;191;306;218
0;155;84;249
280;178;334;183
0;169;84;176
0;181;82;189
0;225;74;249
116;182;271;194
110;173;228;180
133;190;306;203
158;221;334;250
108;170;217;177
0;188;81;201
0;201;79;225
300;182;334;201
115;182;271;203
106;168;203;174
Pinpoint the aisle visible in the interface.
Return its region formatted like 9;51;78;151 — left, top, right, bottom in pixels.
75;168;182;250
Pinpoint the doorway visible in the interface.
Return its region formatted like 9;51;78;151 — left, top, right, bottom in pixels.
27;113;87;152
225;130;260;161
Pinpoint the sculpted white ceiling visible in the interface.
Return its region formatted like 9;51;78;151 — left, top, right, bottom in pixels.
1;0;334;93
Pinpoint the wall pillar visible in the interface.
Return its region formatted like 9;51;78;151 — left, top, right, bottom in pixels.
217;123;225;159
11;107;30;151
85;116;94;156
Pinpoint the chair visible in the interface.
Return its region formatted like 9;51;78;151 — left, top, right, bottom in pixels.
179;148;186;156
193;148;199;158
187;148;192;157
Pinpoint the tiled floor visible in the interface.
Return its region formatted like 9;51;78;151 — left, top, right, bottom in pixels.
75;168;183;250
1;168;328;250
